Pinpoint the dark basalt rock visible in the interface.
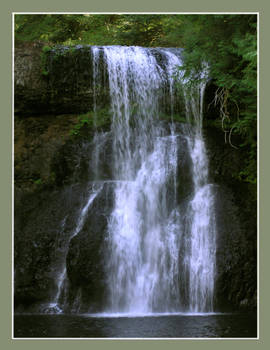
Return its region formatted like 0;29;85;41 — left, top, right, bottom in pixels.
14;187;77;309
65;182;114;312
51;131;113;187
14;181;115;312
46;46;110;115
14;43;110;116
14;42;49;115
204;126;257;311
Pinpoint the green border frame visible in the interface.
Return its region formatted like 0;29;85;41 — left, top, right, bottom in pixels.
1;0;269;348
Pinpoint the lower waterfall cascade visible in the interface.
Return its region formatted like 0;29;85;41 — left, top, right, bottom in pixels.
16;46;218;316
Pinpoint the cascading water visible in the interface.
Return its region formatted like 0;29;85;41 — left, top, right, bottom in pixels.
182;71;217;313
49;46;216;315
96;46;216;314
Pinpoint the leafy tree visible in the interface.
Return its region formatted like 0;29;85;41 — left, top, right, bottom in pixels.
15;14;185;47
179;15;257;184
15;14;121;45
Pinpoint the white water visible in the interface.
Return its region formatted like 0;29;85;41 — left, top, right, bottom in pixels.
183;70;217;312
71;183;103;239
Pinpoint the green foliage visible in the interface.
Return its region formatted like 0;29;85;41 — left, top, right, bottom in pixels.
70;113;91;136
238;149;257;184
179;15;257;184
70;109;111;136
15;14;186;47
33;178;43;185
114;15;165;47
40;45;54;76
15;14;118;45
15;14;90;44
42;45;51;53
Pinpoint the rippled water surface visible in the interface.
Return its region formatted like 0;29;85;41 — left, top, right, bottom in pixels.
14;313;257;338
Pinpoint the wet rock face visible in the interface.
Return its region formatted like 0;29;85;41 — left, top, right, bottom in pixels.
13;114;89;310
14;42;49;115
14;181;115;312
52;131;113;187
65;230;107;312
14;114;79;191
45;46;110;114
14;113;114;312
204;127;257;311
65;183;114;312
14;187;79;308
176;126;194;206
14;43;110;115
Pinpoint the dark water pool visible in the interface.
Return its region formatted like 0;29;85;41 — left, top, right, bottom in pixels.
14;313;257;338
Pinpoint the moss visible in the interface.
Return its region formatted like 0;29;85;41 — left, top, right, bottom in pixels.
33;178;43;185
70;109;112;137
42;45;52;53
40;46;52;76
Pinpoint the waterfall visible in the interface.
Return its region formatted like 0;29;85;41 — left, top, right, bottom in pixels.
48;46;216;315
97;46;216;314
